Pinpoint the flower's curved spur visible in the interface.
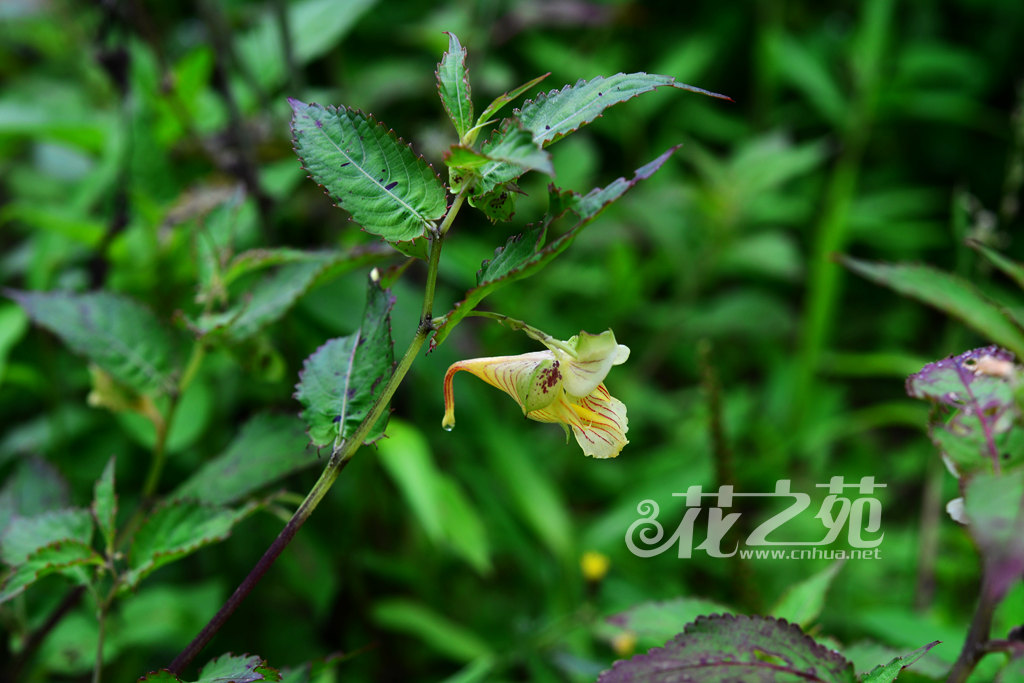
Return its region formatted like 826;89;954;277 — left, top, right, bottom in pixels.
442;329;630;458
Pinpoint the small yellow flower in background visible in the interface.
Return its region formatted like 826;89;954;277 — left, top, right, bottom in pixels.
442;329;630;458
580;550;611;582
611;631;637;657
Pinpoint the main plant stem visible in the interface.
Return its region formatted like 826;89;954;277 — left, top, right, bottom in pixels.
947;573;998;683
167;196;462;674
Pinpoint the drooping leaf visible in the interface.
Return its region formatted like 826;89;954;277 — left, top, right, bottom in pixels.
290;99;447;242
0;507;93;566
6;290;177;394
467;184;518;222
770;560;844;629
0;540;103;604
372;598;492;663
859;641;942;683
437;32;474;140
432;146;679;347
516;72;730;148
295;276;395;447
599;614;856;683
964;469;1024;602
174;413;313;505
123;500;258;589
906;346;1024;473
841;257;1024;358
605;598;733;650
140;653;281;683
92;456;117;552
197;250;382;343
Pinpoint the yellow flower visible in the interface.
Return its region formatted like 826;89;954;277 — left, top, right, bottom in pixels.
580;550;611;581
442;329;630;458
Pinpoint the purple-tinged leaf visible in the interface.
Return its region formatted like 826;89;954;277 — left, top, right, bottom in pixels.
599;614;855;682
437;32;474;140
859;641;942;683
295;275;395;447
906;346;1024;473
964;469;1024;602
432;146;679;347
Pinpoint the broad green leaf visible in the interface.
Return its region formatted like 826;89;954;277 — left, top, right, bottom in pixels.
770;560;844;628
599;615;856;682
92;456;117;552
841;257;1024;358
198;250;381;342
237;0;375;91
1;508;93;565
964;469;1024;601
174;413;312;505
437;32;474;140
295;276;395;447
123;500;257;589
860;641;941;683
290;99;447;242
906;346;1024;473
372;598;492;662
140;653;281;682
605;598;733;650
516;72;729;148
0;540;103;604
433;146;679;346
6;290;177;394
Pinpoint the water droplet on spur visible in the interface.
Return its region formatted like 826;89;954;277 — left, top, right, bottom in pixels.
443;424;454;432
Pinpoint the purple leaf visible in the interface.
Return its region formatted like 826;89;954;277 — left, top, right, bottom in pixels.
906;346;1023;474
599;614;855;682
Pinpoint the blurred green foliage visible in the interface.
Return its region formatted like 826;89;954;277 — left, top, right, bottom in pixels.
2;0;1024;680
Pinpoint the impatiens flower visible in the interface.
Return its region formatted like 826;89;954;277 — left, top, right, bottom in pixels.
442;329;630;458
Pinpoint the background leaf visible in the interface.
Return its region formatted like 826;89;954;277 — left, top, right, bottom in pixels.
6;290;177;394
290;100;447;242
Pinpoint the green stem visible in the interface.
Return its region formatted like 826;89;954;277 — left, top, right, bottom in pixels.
167;195;464;675
467;311;576;355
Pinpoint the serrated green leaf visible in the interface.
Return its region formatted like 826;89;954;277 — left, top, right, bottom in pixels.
174;413;312;505
6;290;177;394
372;598;492;663
198;250;381;343
1;508;94;565
437;32;474;140
517;72;729;148
859;641;941;683
433;146;679;347
140;653;281;683
469;125;554;196
600;614;855;683
290;99;447;242
124;501;257;589
841;257;1024;358
770;560;844;629
92;456;117;552
295;276;395;447
606;598;734;650
0;540;103;604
